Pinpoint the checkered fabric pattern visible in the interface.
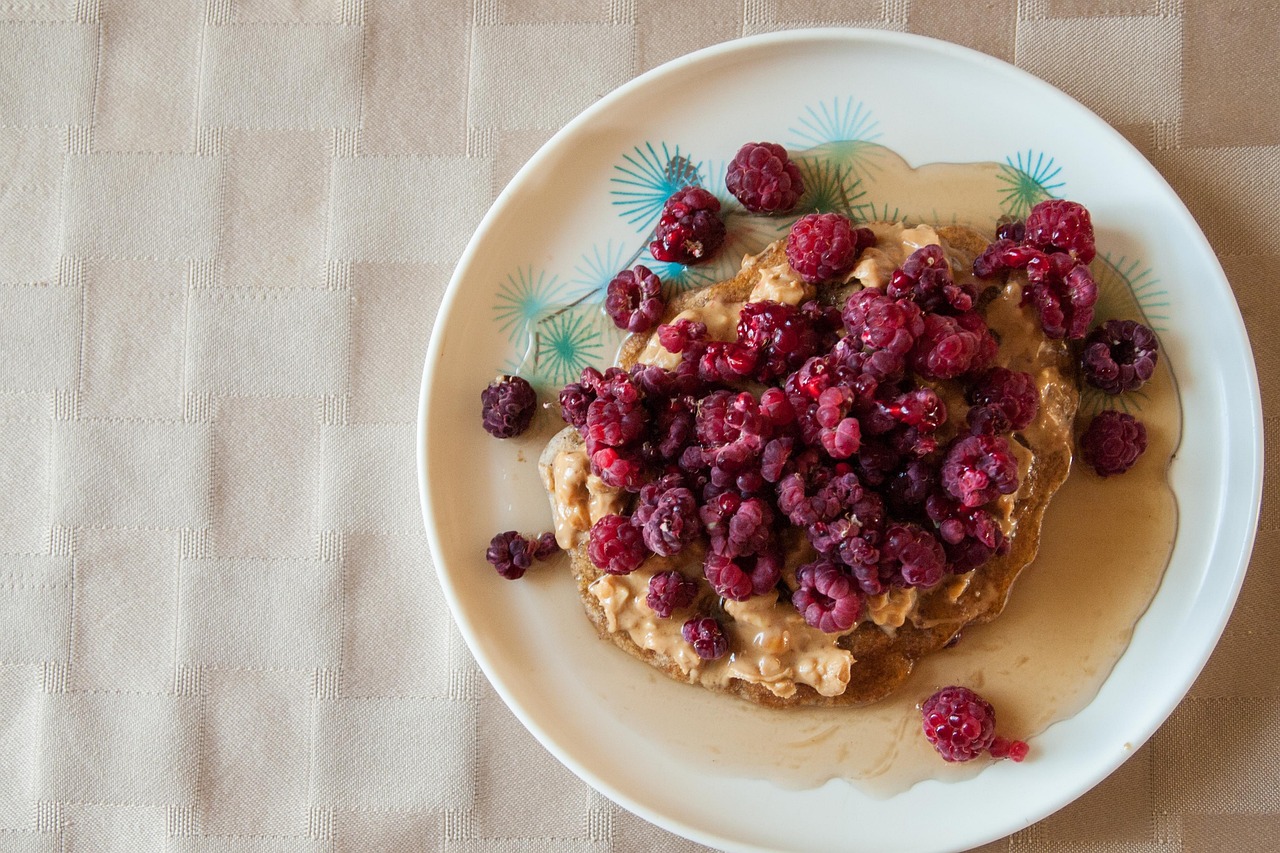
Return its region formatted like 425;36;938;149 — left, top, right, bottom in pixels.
0;1;1274;851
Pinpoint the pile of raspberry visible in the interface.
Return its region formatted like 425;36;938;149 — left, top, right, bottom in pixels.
550;196;1114;663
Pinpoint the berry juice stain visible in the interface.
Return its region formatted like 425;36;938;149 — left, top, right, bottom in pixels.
607;147;1181;796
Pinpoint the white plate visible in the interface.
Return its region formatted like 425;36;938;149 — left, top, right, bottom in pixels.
418;29;1262;853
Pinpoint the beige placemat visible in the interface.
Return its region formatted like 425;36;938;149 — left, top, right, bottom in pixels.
0;1;1274;850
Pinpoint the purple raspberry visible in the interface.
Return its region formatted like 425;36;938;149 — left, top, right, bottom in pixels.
646;570;697;618
633;482;700;557
682;616;729;660
791;558;861;633
649;187;725;265
481;375;537;438
703;549;782;601
1080;410;1147;477
1081;319;1159;395
604;265;666;333
725;141;805;213
941;434;1020;508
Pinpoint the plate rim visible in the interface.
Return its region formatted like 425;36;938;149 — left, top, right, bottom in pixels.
416;26;1264;853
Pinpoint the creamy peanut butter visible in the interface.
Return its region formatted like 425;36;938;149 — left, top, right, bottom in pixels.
541;448;623;549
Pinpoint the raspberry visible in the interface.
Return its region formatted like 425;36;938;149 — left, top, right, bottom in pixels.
842;289;925;356
1024;258;1098;340
1024;199;1096;264
910;312;997;380
1081;319;1159;394
633;482;700;557
882;388;947;432
649;186;725;265
967;367;1039;433
646;570;697;618
792;558;861;632
785;213;871;284
485;530;557;580
887;245;975;314
921;685;1028;763
995;217;1025;243
604;265;666;333
657;318;707;353
587;514;648;575
880;523;947;588
699;493;773;558
558;380;594;429
725;142;805;214
480;375;537;438
1080;410;1147;477
941;434;1020;508
704;549;782;601
737;301;822;381
972;238;1016;279
590;446;645;490
682;616;729;660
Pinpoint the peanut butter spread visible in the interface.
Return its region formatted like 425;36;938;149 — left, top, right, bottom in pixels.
544;224;1076;701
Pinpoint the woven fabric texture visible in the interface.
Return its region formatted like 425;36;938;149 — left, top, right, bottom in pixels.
0;1;1275;851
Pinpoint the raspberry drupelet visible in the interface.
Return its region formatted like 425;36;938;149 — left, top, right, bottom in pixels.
725;142;805;214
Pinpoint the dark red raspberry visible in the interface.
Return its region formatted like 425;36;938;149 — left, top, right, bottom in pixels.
633;482;701;556
604;265;666;333
682;616;729;660
880;523;947;588
910;312;997;380
1081;319;1159;394
699;493;773;558
481;375;537;438
921;685;1028;763
590;446;645;490
657;318;707;353
587;514;648;575
967;367;1039;433
842;289;925;356
725;142;805;214
646;570;697;618
1080;410;1147;477
786;213;870;284
1024;199;1096;264
887;245;975;314
737;301;822;381
703;549;782;601
485;530;557;580
882;388;947;432
941;434;1020;508
649;186;725;265
792;558;861;632
995;217;1025;243
558;380;594;429
972;238;1016;279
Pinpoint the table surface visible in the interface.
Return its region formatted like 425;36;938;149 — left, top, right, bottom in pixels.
0;1;1275;851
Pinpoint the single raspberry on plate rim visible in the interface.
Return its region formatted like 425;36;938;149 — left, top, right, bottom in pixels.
1081;319;1160;395
480;375;537;438
725;141;805;214
649;186;726;265
1080;409;1148;477
920;685;1028;762
485;530;559;580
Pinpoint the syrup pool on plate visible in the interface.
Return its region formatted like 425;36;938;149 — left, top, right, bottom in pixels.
572;143;1181;795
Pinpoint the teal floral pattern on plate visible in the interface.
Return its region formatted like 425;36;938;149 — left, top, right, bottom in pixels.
490;97;1167;412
